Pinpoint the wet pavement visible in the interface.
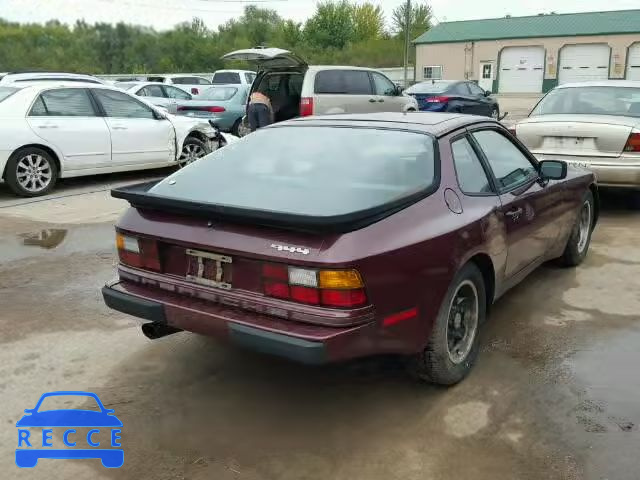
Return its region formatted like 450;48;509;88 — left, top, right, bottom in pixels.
0;177;638;480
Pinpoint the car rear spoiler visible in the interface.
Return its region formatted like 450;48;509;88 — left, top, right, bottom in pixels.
111;181;429;234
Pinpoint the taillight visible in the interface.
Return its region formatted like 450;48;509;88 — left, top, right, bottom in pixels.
177;106;225;113
191;88;199;95
261;263;367;308
623;132;640;152
116;232;160;271
426;96;450;103
300;97;313;116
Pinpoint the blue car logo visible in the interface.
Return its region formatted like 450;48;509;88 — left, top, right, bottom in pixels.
16;391;123;468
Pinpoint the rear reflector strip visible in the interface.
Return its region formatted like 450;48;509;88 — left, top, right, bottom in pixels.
383;308;418;327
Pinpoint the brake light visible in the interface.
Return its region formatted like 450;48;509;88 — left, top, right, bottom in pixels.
191;88;199;95
177;106;225;113
300;97;313;116
623;132;640;152
261;263;366;308
116;231;160;271
426;96;450;103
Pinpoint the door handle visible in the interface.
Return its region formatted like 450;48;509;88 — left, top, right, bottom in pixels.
505;208;523;218
111;125;128;130
369;98;377;103
37;125;58;129
378;99;384;102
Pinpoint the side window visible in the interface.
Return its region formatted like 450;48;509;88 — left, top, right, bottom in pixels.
139;85;164;97
472;130;537;191
468;82;485;96
314;70;372;95
244;72;256;84
451;137;493;194
29;89;96;117
195;77;212;85
165;86;191;100
451;83;471;95
371;72;397;96
92;89;155;119
423;66;443;80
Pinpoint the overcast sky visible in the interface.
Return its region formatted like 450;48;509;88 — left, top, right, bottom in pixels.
0;0;638;30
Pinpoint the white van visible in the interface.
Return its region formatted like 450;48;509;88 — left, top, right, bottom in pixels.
222;48;417;126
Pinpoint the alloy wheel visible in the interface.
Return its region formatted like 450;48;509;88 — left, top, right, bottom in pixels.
16;154;53;193
178;143;206;168
446;280;479;364
576;200;592;253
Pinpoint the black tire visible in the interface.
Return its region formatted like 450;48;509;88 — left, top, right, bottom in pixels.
231;118;242;136
489;106;500;119
5;147;58;197
177;137;209;168
408;263;486;385
560;190;595;267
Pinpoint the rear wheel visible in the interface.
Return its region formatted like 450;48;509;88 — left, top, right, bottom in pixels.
5;147;58;197
560;191;594;267
408;263;486;385
231;118;242;136
178;137;209;168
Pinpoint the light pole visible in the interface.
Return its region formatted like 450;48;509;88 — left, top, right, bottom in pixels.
403;0;411;88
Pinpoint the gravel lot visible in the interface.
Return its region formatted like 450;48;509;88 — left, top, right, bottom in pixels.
1;171;638;480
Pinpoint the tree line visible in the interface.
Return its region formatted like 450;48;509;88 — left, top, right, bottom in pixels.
0;1;432;74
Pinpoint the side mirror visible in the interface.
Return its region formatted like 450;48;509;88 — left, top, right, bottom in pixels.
484;90;492;97
539;160;567;181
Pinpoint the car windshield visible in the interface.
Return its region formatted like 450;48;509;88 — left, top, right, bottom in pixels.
406;82;453;94
531;86;640;118
200;87;237;101
151;126;436;217
36;394;101;412
0;86;19;102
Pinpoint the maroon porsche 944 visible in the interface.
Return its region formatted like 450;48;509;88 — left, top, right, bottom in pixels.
103;112;597;385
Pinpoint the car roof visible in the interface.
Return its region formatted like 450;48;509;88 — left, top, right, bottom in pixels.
557;80;640;89
214;69;255;74
13;81;127;92
1;72;105;83
279;112;495;136
306;65;381;72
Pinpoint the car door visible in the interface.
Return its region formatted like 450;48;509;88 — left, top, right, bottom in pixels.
467;82;494;116
27;87;111;171
91;88;175;167
313;70;375;114
448;83;476;114
370;71;405;112
470;128;561;278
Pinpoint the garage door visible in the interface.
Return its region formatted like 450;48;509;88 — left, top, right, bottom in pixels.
558;44;610;84
627;43;640;80
498;46;545;93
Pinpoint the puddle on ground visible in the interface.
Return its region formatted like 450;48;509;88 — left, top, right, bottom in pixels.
18;229;68;249
1;224;116;263
567;328;640;432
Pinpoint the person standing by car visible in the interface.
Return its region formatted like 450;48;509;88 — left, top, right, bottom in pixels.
247;90;273;131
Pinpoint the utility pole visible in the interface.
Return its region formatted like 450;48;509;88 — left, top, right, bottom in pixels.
403;0;411;88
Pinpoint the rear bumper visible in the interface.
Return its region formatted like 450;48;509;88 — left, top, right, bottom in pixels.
102;281;383;364
534;154;640;188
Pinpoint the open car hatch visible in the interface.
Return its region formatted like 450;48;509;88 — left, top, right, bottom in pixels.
222;48;307;69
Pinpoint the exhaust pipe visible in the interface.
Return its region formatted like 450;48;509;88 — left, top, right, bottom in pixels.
141;322;182;340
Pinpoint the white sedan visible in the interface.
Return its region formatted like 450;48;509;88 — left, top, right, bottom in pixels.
0;82;232;196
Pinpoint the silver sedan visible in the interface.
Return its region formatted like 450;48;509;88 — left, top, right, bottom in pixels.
512;81;640;189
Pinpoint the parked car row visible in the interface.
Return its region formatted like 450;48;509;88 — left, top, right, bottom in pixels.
0;82;236;196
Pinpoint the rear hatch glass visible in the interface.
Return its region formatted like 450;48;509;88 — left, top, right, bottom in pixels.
137;125;436;230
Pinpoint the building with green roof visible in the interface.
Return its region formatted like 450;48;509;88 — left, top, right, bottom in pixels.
413;9;640;94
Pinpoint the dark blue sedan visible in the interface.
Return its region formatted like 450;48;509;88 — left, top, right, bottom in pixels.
406;80;500;118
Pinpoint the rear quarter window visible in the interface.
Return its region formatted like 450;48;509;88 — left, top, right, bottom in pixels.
314;70;372;95
0;86;19;103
